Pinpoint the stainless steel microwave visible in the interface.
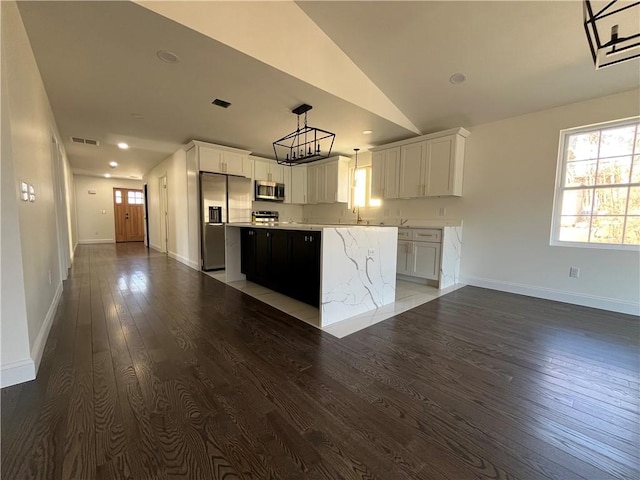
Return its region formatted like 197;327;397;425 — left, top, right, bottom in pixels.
255;180;285;202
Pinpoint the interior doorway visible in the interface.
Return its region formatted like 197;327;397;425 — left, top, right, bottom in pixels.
113;188;145;242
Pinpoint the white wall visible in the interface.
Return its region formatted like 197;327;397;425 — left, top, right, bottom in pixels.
305;90;640;314
1;1;74;387
74;175;143;243
144;149;192;266
460;89;639;314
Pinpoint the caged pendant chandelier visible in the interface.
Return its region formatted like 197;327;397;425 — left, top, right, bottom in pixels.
273;104;335;166
583;0;640;69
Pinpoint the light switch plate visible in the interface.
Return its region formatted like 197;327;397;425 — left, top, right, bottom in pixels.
20;181;29;201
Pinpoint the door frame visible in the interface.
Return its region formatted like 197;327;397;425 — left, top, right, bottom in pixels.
143;183;149;247
50;133;70;281
159;175;168;253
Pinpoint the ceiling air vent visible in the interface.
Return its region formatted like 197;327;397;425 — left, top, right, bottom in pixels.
212;98;231;108
70;136;100;146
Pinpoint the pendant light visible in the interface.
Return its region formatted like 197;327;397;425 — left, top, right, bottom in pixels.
273;104;335;166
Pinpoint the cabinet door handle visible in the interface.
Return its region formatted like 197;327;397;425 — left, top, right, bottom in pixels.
266;232;270;237
309;236;313;242
304;235;308;242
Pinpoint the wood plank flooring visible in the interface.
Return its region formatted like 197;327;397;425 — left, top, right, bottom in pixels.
2;243;639;479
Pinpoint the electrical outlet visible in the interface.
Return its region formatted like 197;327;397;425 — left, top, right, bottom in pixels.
569;266;580;278
438;207;446;217
48;269;52;285
368;248;375;257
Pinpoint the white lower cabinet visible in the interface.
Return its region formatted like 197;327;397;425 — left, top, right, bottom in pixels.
397;228;441;281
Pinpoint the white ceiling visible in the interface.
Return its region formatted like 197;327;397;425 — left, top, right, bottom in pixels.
16;1;640;180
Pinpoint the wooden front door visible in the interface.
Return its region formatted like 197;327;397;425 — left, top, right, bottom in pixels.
114;188;145;242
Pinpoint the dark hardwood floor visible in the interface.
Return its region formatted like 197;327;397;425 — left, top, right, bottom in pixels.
2;243;639;480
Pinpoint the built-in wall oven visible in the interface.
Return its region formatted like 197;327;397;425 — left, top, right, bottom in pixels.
255;180;285;202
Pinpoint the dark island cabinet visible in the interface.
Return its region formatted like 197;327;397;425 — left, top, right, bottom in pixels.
288;231;321;306
241;228;321;307
240;228;257;278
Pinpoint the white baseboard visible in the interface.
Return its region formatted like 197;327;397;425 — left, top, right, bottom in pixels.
1;358;35;388
149;243;162;252
461;276;640;316
32;282;63;372
77;238;115;244
1;281;64;388
168;251;199;270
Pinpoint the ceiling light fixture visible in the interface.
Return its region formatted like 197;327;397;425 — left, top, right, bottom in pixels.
109;161;118;168
449;73;467;85
362;130;373;135
273;104;335;166
156;50;180;63
583;0;640;69
104;173;111;178
117;142;129;149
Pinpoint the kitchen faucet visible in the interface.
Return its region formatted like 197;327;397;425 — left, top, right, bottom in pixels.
400;218;409;225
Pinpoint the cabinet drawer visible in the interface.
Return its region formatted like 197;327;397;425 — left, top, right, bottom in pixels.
411;229;441;242
397;229;411;240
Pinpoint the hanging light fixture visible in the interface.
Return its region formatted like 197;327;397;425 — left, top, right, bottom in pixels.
583;0;640;69
273;104;335;166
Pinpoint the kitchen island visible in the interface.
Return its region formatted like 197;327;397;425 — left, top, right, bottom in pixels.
225;223;398;327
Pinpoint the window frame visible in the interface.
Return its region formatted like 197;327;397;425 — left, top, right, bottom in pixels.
550;116;640;250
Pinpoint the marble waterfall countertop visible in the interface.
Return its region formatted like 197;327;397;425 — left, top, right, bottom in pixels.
228;220;462;230
225;223;398;326
228;222;395;231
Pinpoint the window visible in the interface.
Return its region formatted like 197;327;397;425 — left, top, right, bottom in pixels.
127;190;144;205
353;166;381;208
114;190;122;204
551;117;640;248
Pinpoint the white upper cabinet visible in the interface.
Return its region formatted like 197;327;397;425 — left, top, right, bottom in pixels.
370;127;469;198
190;140;252;178
424;134;465;196
372;147;400;199
399;142;425;198
307;156;350;204
253;157;285;183
286;165;308;204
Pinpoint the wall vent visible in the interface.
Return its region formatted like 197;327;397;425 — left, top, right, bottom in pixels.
70;136;99;146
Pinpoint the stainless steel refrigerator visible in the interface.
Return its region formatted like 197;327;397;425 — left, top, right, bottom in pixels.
200;172;252;270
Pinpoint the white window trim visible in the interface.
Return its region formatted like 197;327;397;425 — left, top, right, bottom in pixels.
550;116;640;251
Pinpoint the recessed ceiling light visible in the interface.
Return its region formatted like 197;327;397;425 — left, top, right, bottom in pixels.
449;73;467;85
157;50;180;63
117;142;129;149
362;130;373;135
109;161;118;168
104;173;111;178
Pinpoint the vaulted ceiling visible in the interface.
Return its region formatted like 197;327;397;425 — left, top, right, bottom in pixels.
16;1;640;180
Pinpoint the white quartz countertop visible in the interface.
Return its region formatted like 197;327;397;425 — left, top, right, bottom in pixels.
227;222;396;231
